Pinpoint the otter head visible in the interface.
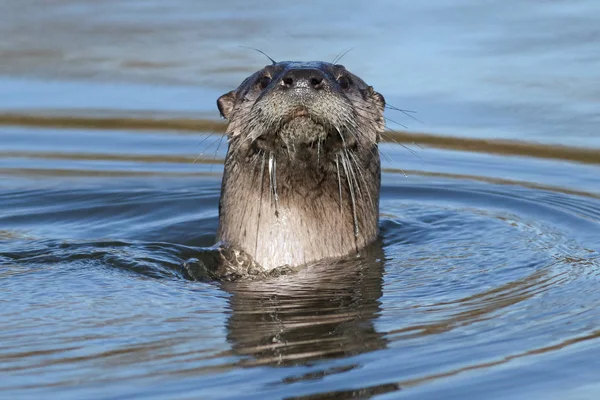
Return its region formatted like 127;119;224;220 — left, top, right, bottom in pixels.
216;61;385;272
217;61;385;162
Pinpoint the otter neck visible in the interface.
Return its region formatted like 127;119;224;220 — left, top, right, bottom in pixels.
217;148;380;271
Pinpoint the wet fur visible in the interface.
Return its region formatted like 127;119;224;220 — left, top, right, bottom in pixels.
216;61;385;271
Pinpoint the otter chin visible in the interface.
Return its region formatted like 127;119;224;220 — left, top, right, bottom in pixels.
215;61;385;272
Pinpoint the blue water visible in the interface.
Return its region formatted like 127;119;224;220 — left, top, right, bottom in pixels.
1;1;600;399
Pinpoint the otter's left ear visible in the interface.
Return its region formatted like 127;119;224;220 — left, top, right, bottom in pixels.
217;90;236;120
364;86;385;113
372;89;386;113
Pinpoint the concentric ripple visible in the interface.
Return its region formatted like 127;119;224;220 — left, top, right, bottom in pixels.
1;171;600;399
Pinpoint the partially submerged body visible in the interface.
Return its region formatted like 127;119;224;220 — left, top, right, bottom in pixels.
216;61;385;272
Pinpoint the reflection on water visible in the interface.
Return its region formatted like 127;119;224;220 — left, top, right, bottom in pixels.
223;248;387;367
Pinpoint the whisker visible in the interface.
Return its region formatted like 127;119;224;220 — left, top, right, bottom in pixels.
268;152;279;215
254;151;266;256
378;146;393;166
336;153;344;249
251;149;263;176
385;104;417;114
386;103;423;123
273;155;279;213
196;132;217;153
332;48;354;64
344;149;363;201
226;126;258;160
196;134;226;165
213;133;226;158
210;133;226;172
317;140;321;164
335;154;343;215
224;110;266;160
348;150;374;210
381;129;424;161
384;115;408;130
336;126;348;149
341;152;359;239
198;133;224;156
375;143;409;177
238;46;277;65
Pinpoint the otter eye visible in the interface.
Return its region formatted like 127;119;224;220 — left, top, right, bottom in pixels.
258;76;272;89
338;75;352;90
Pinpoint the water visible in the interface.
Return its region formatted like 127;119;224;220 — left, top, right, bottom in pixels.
1;1;600;399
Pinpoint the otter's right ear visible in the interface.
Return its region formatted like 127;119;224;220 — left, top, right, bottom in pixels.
217;91;236;120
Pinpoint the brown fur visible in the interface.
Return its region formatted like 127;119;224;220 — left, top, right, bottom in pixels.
216;61;385;271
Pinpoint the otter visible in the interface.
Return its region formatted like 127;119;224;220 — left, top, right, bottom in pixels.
215;61;385;272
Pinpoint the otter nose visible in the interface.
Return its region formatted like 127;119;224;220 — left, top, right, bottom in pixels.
281;68;325;90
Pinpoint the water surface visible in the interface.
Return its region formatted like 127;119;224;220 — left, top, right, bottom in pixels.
1;1;600;399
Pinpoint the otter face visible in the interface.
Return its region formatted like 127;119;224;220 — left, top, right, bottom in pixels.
217;61;385;162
